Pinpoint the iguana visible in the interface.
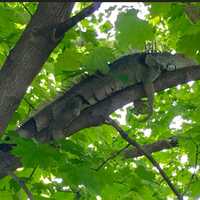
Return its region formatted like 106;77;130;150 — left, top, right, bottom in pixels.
18;52;197;141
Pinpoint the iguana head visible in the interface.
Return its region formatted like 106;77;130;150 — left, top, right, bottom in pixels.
145;52;198;71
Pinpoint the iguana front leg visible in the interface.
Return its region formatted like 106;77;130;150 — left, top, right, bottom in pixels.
143;82;154;118
133;100;147;115
133;82;154;121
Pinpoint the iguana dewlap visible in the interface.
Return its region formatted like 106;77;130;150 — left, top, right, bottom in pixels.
17;52;198;141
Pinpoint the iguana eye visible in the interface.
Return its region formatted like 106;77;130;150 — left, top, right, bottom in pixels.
167;64;176;71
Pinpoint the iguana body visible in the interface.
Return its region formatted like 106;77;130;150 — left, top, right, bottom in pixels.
18;52;197;141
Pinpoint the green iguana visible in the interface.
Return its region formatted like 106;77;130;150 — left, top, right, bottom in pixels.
18;52;198;141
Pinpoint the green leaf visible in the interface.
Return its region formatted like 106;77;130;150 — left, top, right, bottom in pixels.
135;165;155;182
58;139;85;157
1;3;200;199
52;192;74;199
176;33;200;56
99;20;113;33
80;29;98;45
191;180;200;197
56;48;82;73
83;47;115;73
147;3;172;17
115;8;154;51
0;192;13;200
12;137;65;169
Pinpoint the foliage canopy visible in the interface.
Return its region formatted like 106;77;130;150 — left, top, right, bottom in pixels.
0;2;199;200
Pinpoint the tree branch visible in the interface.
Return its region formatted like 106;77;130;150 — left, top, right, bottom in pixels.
183;144;199;195
123;136;178;158
105;117;183;200
61;65;200;138
1;65;200;180
0;151;21;178
11;172;34;200
94;136;178;171
54;3;101;40
0;135;180;180
185;4;200;24
0;3;75;133
28;165;38;180
21;2;33;17
17;65;200;142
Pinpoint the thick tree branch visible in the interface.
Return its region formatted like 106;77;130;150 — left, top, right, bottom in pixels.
0;3;75;133
105;117;183;200
0;151;21;178
16;65;200;142
62;65;200;137
0;2;101;134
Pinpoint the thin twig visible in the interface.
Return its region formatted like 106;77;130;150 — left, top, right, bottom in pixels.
95;144;130;171
105;117;183;200
28;166;38;180
20;3;33;17
24;98;36;111
183;144;199;195
11;172;34;200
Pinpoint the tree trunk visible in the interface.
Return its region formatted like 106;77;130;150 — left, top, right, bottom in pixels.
0;3;74;133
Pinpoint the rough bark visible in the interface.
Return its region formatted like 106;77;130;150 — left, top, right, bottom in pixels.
0;2;199;182
1;64;196;178
64;65;200;136
123;136;178;158
0;2;101;134
0;65;193;179
0;151;21;178
185;4;200;24
0;3;74;133
106;118;183;199
17;65;200;142
0;2;102;179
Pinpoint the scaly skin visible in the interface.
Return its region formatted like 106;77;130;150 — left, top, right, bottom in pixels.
17;52;198;141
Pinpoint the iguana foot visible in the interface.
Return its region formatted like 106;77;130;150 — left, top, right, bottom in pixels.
132;99;153;122
133;99;148;115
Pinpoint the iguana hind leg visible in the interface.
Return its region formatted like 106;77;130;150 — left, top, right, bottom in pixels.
49;96;83;140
